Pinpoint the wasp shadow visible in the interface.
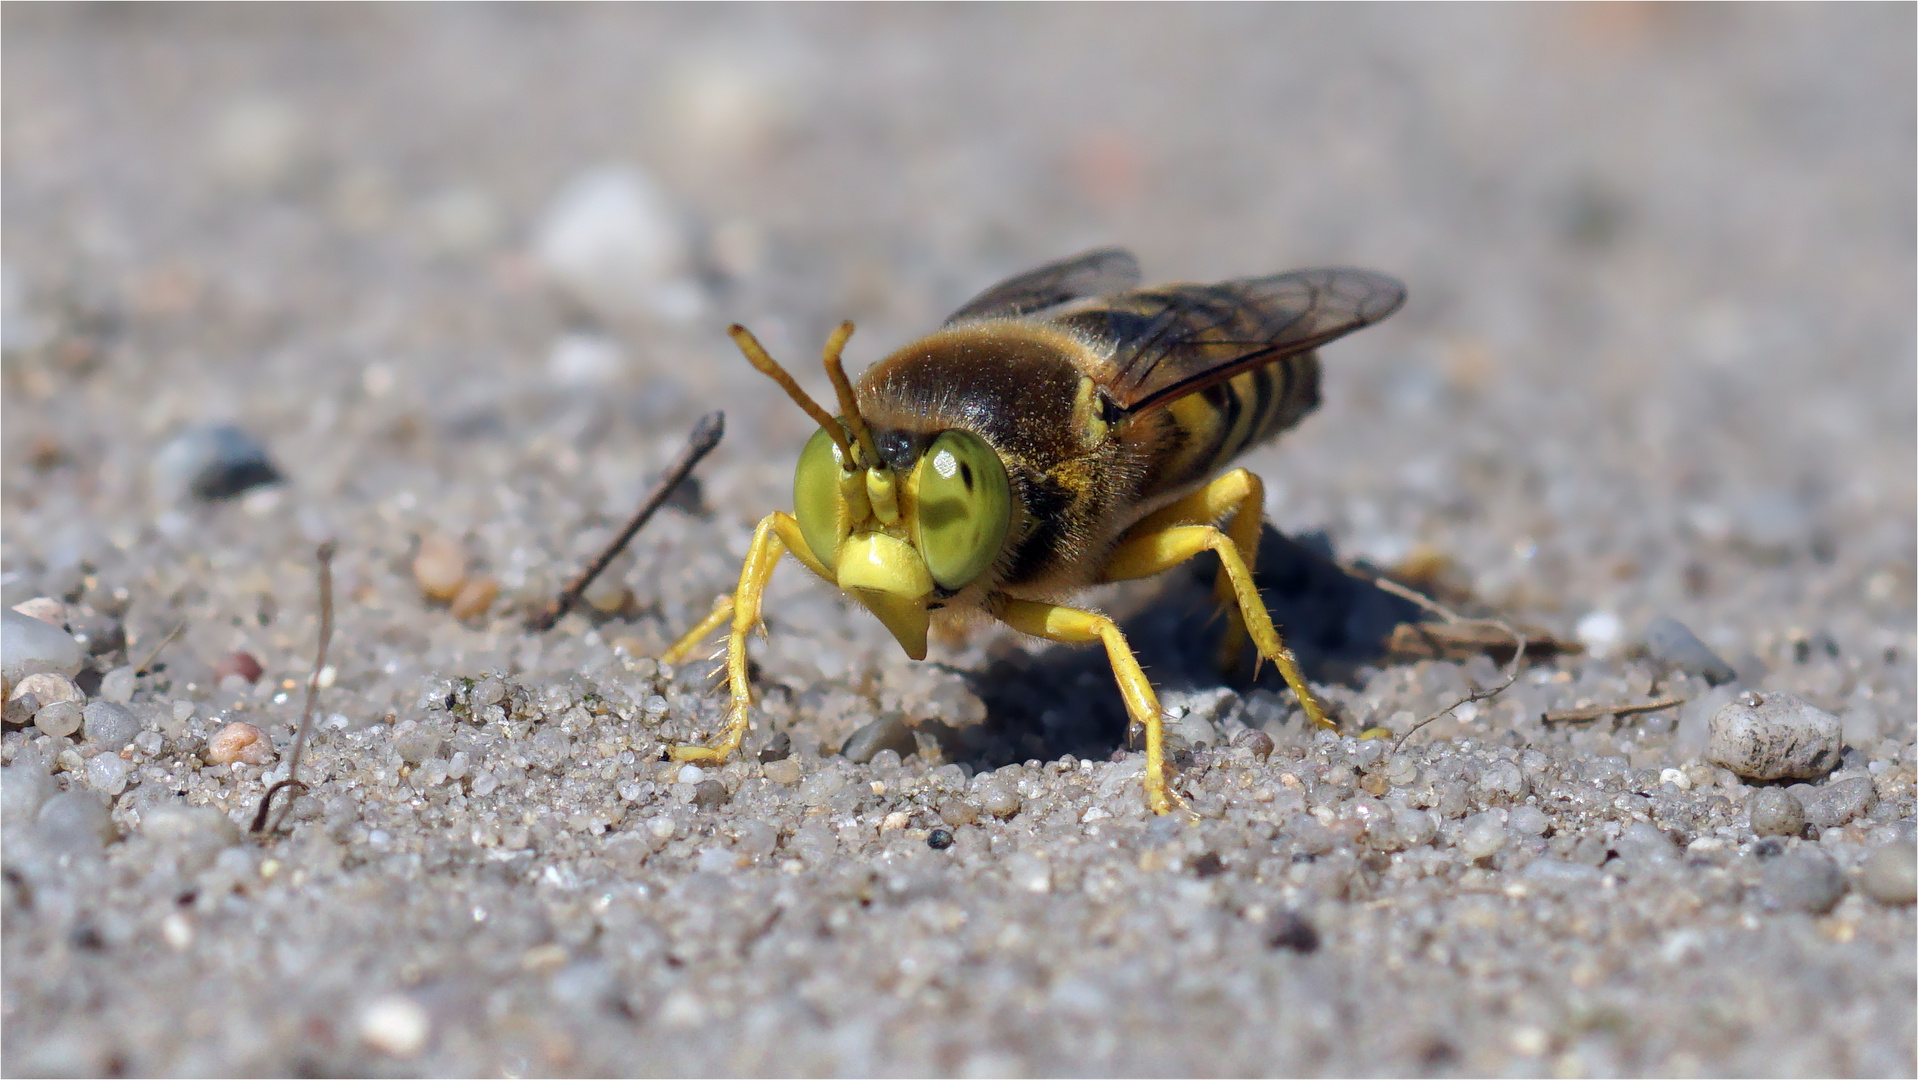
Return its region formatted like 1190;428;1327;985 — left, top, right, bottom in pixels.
951;526;1423;771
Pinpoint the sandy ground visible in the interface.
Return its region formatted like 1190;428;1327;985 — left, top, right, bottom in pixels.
3;5;1914;1076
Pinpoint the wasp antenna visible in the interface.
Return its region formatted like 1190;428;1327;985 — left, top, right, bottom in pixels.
729;324;853;460
821;321;880;470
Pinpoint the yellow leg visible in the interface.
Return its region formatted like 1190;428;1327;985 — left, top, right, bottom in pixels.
661;594;734;664
1099;519;1337;733
659;511;835;665
666;512;824;763
1117;469;1267;671
994;596;1179;815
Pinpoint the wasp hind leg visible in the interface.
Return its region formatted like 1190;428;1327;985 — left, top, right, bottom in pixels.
993;596;1181;815
1100;475;1338;734
664;511;823;763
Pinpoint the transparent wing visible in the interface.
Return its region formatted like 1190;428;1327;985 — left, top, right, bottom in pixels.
944;247;1143;325
1053;268;1405;414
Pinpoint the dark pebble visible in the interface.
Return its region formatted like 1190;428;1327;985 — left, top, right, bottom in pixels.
692;779;730;809
1266;910;1320;953
1190;851;1226;878
839;712;916;764
927;828;954;851
214;651;264;684
1643;616;1737;686
155;424;283;502
81;701;141;750
757;730;791;763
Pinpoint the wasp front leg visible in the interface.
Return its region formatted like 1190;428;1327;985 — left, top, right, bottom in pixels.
1100;478;1337;733
993;596;1180;815
665;511;828;763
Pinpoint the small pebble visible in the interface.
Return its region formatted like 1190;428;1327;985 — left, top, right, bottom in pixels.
1642;615;1737;686
34;700;83;739
206;721;275;766
1231;728;1275;758
879;810;910;831
676;764;705;785
761;758;801;785
1707;691;1842;780
532;164;696;323
927;828;954;850
359;994;431;1058
11;597;67;626
939;799;979;827
36;790;116;852
413;534;469;602
1858;844;1917;906
1615;821;1676;865
839;712;916;764
3;692;40;728
1797;777;1877;828
449;576;500;621
3;611;86;682
757;731;792;763
975;777;1021;819
1460;813;1509;861
150;424;283;501
692;779;730;808
1747;788;1806;837
82;701;141;750
1761;850;1848;914
96;666;138;704
1508;805;1551;836
84;753;130;796
213;651;264;684
1265;910;1320;953
1575;610;1624;658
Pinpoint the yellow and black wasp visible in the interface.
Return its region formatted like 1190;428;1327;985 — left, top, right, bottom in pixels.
662;248;1405;813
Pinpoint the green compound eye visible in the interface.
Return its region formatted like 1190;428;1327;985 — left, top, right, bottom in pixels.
911;430;1011;590
793;427;849;567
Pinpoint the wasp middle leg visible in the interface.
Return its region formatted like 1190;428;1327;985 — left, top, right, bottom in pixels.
1099;470;1337;733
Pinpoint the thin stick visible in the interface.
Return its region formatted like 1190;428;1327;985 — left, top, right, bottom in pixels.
1344;567;1529;753
525;411;725;632
250;541;336;835
1541;697;1685;725
132;621;187;676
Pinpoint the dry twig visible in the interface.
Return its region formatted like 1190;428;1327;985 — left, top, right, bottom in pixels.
1540;697;1685;725
1341;570;1529;753
525;411;725;632
131;621;187;676
250;541;336;835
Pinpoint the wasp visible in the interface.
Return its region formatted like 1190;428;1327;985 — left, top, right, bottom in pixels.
662;248;1405;813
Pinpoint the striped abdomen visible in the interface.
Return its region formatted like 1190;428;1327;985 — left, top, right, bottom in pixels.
1138;350;1320;501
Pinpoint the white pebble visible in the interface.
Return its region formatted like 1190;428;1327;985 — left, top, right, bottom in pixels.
34;701;84;739
1575;611;1624;658
358;994;431;1058
545;333;626;387
532;164;697;323
84;753;130;796
1707;691;1842;780
676;764;705;785
1460;813;1509;861
3;610;85;682
10;597;66;625
1659;767;1692;791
